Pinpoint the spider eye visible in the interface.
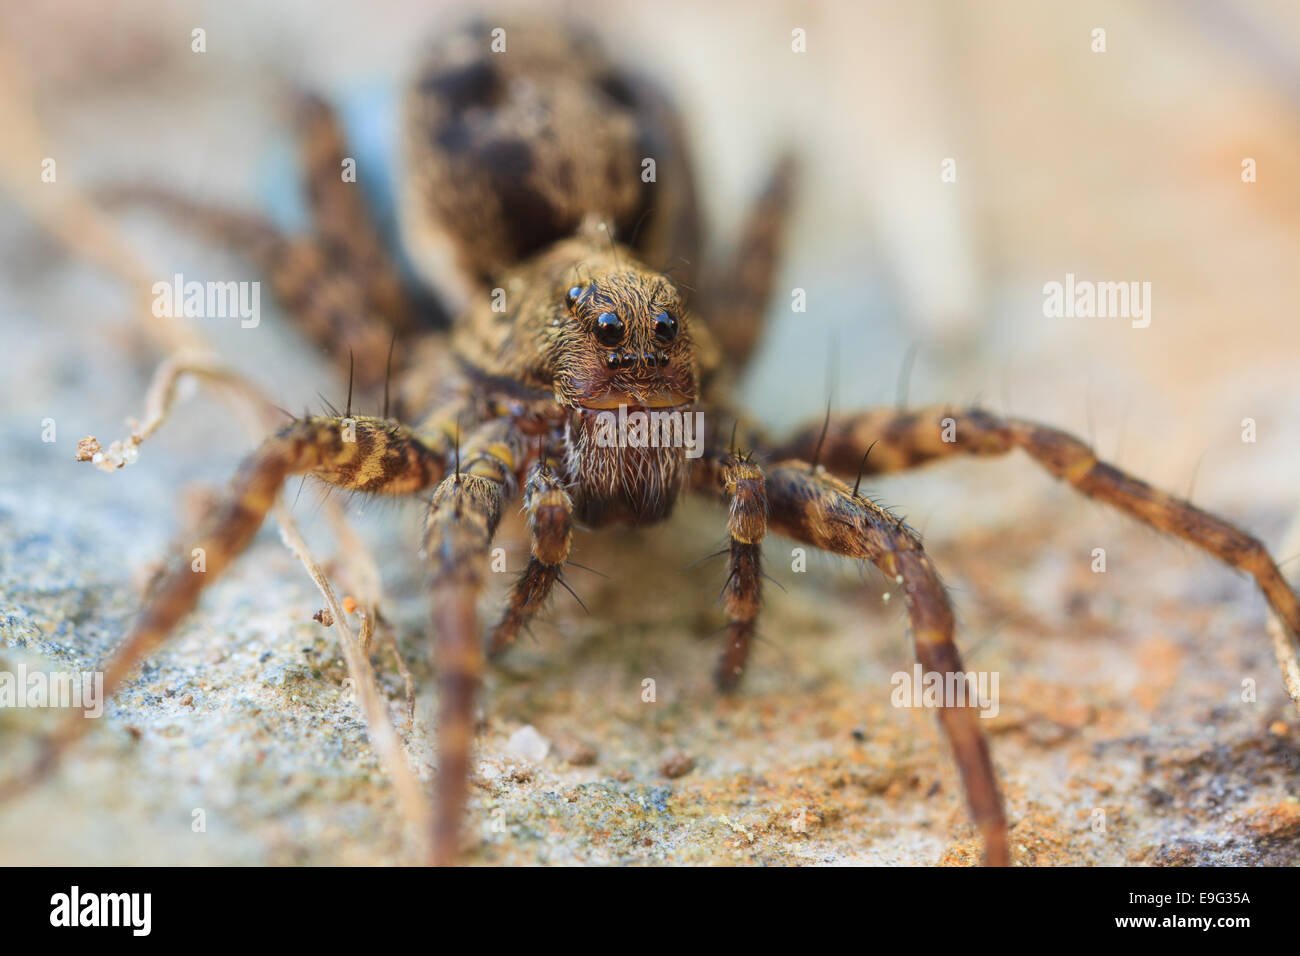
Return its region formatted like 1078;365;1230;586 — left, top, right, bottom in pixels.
595;311;624;346
653;311;677;343
565;286;584;310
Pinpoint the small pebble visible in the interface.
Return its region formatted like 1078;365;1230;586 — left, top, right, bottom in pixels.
505;725;550;763
659;752;695;779
553;731;597;765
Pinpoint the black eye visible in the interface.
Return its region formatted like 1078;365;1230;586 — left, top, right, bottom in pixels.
653;311;677;343
595;311;624;346
565;286;584;310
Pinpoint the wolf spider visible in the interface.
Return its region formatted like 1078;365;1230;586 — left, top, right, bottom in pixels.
20;17;1300;865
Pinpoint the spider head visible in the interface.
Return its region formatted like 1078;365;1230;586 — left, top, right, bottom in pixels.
546;258;700;525
549;268;697;413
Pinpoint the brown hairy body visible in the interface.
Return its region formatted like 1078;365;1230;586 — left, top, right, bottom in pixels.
14;16;1300;867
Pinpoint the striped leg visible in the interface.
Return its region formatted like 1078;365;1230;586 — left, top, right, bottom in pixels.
763;461;1009;866
101;184;402;387
101;92;418;388
422;420;523;865
14;414;450;792
486;454;574;660
771;406;1300;706
699;156;796;368
694;452;769;690
295;92;415;338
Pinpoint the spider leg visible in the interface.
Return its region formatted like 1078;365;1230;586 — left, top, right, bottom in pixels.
6;414;450;798
758;458;1009;866
486;453;574;660
596;68;702;292
422;419;523;865
99;93;419;387
99;184;400;386
693;452;768;689
772;406;1300;705
295;91;416;338
698;155;796;369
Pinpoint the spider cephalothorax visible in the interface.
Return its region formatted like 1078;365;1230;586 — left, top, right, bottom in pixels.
27;15;1300;871
548;246;701;525
449;232;703;525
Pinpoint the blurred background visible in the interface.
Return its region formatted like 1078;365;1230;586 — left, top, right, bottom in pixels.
1;0;1299;865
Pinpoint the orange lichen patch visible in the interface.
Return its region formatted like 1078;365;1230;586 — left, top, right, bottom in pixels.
1268;720;1289;736
341;596;358;615
937;834;983;866
985;677;1100;745
1240;800;1300;842
1133;636;1183;712
1008;807;1077;866
939;806;1088;867
660;752;929;854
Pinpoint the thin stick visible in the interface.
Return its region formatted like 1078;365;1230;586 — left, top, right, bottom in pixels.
275;510;432;848
1266;511;1300;713
72;355;432;858
1;45;433;856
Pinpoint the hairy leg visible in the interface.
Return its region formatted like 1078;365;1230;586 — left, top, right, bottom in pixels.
625;73;702;292
772;406;1300;705
11;413;451;792
693;452;768;690
100;93;419;387
295;92;415;337
761;460;1009;865
699;156;796;369
486;451;574;659
422;419;523;865
101;184;401;386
